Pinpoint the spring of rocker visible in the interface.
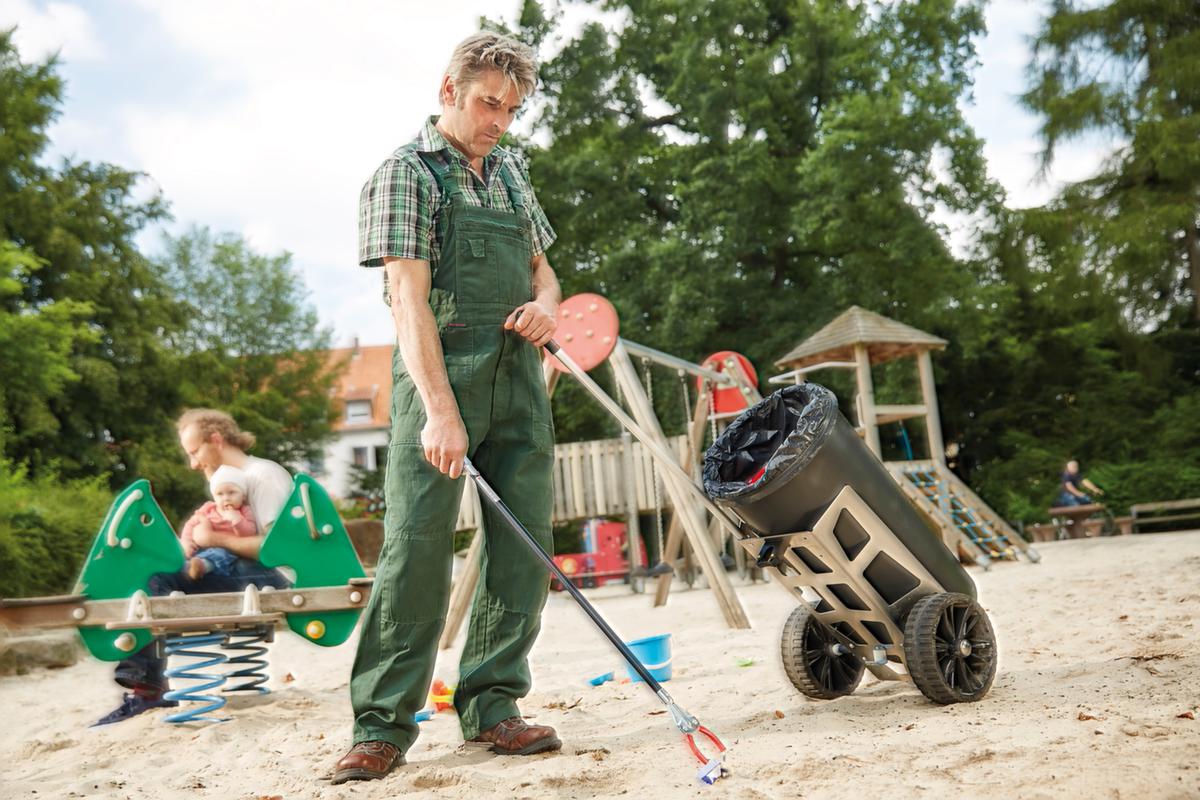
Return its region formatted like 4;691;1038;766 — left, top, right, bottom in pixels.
163;632;230;723
222;625;272;694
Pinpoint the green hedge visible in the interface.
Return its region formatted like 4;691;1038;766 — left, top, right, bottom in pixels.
0;460;113;598
1089;458;1200;520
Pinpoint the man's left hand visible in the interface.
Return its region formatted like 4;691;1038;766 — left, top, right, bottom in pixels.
504;301;557;347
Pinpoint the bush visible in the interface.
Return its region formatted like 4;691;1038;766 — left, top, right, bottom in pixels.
1089;459;1200;518
0;460;113;598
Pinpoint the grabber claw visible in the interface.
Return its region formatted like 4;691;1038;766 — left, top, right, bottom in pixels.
685;726;728;785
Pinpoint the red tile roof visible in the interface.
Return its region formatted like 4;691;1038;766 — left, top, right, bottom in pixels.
324;343;393;430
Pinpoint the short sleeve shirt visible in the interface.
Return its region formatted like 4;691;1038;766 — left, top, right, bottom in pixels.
357;116;556;303
242;455;294;534
1061;471;1084;490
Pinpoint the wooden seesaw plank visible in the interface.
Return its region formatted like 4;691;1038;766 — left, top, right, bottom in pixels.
0;581;373;632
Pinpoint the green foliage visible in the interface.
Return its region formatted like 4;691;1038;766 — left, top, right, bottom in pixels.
341;462;386;521
0;459;112;598
1090;459;1200;521
0;241;96;454
1022;0;1200;323
506;1;1197;527
0;34;339;542
152;227;342;519
506;0;995;440
937;202;1199;522
1;30;179;484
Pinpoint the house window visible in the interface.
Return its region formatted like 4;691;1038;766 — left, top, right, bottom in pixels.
374;445;387;472
352;446;369;468
346;400;372;423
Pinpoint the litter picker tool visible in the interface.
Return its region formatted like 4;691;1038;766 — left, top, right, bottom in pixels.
462;457;728;784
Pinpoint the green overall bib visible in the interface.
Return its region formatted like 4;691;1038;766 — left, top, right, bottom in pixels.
349;152;555;753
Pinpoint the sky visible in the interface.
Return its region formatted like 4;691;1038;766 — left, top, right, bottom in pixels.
1;0;1115;348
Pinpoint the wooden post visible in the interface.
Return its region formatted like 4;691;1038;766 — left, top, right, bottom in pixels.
854;344;882;458
916;349;945;465
543;357;560;397
621;431;643;568
653;382;712;606
439;489;483;649
607;343;750;629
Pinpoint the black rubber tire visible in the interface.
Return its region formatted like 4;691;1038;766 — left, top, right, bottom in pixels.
780;604;864;700
902;592;997;705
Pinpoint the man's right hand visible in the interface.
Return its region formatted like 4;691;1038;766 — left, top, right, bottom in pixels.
422;411;468;479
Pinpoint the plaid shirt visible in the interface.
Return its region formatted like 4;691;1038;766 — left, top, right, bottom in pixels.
358;116;556;303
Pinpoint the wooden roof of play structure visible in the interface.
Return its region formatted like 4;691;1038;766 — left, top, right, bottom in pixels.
775;306;948;369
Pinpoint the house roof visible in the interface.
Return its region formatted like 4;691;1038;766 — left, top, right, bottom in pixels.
325;343;393;430
775;305;947;369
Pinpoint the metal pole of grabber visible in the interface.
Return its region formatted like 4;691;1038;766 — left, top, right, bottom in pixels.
462;457;727;783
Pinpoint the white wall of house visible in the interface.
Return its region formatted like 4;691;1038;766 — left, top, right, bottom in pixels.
311;427;389;499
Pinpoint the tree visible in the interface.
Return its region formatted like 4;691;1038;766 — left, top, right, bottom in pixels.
0;241;95;456
153;227;341;517
498;1;996;439
1023;0;1200;324
0;29;180;483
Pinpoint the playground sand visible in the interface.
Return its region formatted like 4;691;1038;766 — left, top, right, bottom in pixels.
2;531;1198;799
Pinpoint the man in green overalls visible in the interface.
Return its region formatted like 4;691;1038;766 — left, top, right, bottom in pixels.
333;32;562;784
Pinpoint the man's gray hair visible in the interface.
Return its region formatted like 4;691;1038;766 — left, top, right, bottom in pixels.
441;32;538;105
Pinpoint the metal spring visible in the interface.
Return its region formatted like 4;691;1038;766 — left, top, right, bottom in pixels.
223;627;271;694
163;632;229;723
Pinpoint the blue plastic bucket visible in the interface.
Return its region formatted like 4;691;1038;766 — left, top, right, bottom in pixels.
624;634;672;683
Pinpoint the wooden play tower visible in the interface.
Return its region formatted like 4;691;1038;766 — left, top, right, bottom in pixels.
772;306;1037;567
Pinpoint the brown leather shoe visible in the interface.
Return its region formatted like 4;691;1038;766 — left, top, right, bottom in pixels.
471;717;562;755
331;740;404;784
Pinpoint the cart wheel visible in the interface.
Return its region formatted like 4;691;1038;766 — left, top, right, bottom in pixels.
902;593;997;705
780;605;864;700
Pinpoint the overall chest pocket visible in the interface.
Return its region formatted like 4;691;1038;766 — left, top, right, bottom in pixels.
455;235;500;302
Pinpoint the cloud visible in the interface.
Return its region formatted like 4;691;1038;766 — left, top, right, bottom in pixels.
0;0;105;62
8;1;1118;344
114;0;519;345
982;134;1115;209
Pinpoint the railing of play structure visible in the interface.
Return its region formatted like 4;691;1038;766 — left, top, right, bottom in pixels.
454;434;691;530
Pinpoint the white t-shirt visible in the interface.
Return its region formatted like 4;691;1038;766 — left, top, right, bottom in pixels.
241;455;294;534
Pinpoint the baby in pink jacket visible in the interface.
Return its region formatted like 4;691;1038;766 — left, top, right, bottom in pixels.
181;465;258;581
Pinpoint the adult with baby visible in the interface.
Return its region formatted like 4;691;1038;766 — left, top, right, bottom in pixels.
94;409;294;725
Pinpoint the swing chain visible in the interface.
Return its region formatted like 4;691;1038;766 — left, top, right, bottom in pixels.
679;369;692;453
642;358;666;566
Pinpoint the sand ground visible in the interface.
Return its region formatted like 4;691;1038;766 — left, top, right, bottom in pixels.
3;531;1198;799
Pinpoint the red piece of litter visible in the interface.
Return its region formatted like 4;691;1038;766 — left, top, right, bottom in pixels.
746;466;766;485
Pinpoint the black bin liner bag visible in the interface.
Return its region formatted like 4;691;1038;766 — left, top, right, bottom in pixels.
703;383;975;600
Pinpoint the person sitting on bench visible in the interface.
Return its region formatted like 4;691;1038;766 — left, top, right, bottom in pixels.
1055;459;1105;507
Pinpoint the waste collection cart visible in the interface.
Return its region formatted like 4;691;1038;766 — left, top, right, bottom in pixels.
703;384;997;704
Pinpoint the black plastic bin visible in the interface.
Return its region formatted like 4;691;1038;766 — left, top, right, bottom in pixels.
703;383;975;599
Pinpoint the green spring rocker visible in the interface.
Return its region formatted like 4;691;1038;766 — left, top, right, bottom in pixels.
74;475;365;661
75;479;185;661
259;474;367;647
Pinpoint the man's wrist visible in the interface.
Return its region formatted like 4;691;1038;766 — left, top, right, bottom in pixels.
426;404;464;425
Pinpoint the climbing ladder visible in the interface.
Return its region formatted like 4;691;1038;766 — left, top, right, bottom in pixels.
886;461;1038;565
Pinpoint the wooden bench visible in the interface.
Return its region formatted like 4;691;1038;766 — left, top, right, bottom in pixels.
1047;503;1106;539
1131;498;1200;534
